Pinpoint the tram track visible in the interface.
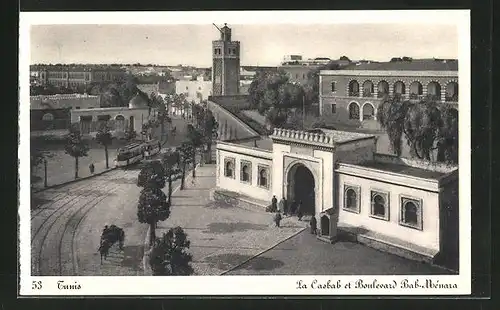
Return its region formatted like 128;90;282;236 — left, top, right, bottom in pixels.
31;170;123;220
57;182;126;276
31;170;127;244
32;171;129;276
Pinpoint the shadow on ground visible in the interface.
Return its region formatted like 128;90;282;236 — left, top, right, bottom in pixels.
31;196;53;210
204;201;234;209
203;222;268;234
120;245;144;271
204;253;284;271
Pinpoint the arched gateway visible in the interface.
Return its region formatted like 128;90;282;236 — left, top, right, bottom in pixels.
286;163;316;215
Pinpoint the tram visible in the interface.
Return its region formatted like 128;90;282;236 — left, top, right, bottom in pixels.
114;142;145;167
143;139;162;158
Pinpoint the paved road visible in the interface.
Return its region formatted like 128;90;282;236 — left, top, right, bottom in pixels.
154;164;307;275
227;229;453;275
30;163;188;276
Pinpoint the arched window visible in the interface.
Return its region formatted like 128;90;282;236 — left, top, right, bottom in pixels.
343;185;359;213
362;103;375;120
400;197;423;230
427;81;442;101
446;81;458;102
224;158;235;178
240;161;251;183
258;166;269;188
371;191;389;220
348;80;360;97
42;113;54;121
348;102;360;120
377;81;389;98
409;81;423;99
393;81;406;95
362;80;374;97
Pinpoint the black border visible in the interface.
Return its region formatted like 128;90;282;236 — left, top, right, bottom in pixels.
8;0;492;307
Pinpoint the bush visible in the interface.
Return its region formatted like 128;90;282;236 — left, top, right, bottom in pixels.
149;227;194;276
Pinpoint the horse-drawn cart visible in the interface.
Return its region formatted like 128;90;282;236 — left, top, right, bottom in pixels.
98;225;125;263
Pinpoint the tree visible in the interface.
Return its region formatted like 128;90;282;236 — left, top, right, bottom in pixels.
303;61;341;105
137;160;170;246
377;96;458;164
177;142;194;190
186;124;203;178
64;126;89;179
30;138;52;188
125;124;138;142
156;101;170;143
149;227;194;276
95;125;113;169
161;150;181;202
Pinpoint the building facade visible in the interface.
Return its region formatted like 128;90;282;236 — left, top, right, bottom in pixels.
279;57;351;85
319;59;459;127
175;76;213;104
69;94;152;138
30;94;101;131
30;65;127;88
212;24;240;96
215;128;458;264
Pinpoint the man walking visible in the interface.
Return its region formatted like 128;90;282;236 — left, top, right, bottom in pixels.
278;197;285;214
297;200;303;221
89;163;95;174
310;216;317;234
274;211;282;228
271;195;278;213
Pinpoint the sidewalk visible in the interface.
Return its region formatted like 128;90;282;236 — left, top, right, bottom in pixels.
153;164;307;275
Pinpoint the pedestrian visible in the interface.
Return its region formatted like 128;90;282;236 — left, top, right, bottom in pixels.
310;216;317;235
283;198;289;216
278;197;285;213
297;200;303;221
274;211;282;228
89;163;95;174
290;200;297;215
271;195;278;213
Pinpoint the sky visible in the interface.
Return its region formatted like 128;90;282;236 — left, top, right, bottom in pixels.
30;24;458;67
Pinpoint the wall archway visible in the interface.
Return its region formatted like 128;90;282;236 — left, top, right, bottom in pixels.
361;102;375;121
286;162;316;215
348;102;360;120
348;80;360;96
42;113;54;121
115;114;126;132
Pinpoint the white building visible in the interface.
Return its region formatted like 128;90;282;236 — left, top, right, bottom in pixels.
175;76;213;104
214;128;459;266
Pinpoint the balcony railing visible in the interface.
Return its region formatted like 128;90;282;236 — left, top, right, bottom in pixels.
377;91;389;98
445;94;458;102
349;91;359;97
427;94;441;101
362;90;374;98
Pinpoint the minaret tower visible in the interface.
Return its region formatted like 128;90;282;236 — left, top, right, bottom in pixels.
212;23;240;95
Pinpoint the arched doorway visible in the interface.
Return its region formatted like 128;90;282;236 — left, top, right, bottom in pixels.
287;163;315;215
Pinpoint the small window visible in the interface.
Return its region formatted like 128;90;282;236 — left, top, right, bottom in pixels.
258;166;269;189
331;82;336;92
343;185;360;213
224;158;235;178
331;104;336;114
370;191;389;221
75;107;80;109
240;161;252;183
400;197;423;230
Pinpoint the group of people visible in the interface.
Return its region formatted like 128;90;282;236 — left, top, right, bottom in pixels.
270;195;318;234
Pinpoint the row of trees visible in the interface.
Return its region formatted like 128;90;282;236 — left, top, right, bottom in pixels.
377;95;459;164
136;104;218;275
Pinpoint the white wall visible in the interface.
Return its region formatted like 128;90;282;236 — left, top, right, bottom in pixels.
175;79;213;103
271;143;290;199
337;172;441;252
70;107;150;134
217;145;273;202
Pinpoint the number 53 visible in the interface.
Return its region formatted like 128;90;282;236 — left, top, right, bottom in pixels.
32;281;42;290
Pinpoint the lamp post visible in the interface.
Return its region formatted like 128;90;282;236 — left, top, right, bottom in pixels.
43;158;48;188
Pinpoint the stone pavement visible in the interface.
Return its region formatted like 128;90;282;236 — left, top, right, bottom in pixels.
155;164;307;275
227;228;453;275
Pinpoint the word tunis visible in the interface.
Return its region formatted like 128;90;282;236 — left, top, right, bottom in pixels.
57;280;82;290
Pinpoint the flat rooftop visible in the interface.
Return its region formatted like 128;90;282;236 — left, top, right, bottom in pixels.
356;160;447;180
237;137;273;151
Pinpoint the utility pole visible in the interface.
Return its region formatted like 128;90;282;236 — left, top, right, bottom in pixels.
44;159;48;188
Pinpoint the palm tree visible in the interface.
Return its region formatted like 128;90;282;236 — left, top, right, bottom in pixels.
176;142;193;190
161;150;181;202
95;125;113;169
64;125;89;179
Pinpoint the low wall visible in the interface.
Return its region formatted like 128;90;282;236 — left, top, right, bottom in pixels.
207;100;259;140
373;153;458;173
